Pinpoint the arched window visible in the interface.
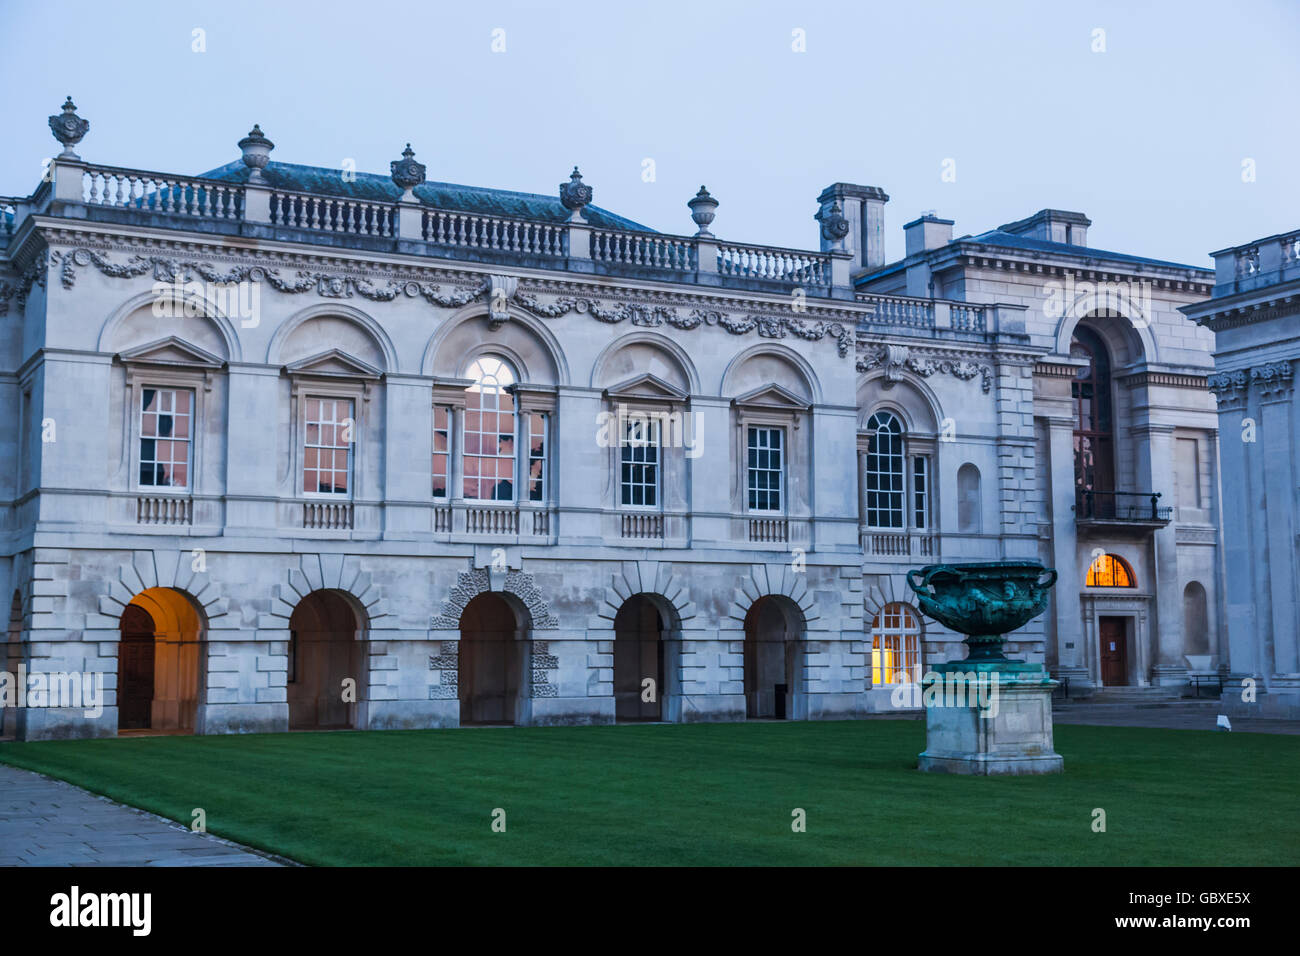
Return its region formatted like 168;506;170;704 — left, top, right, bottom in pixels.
463;356;517;501
871;602;921;685
864;411;905;528
1086;553;1135;588
957;463;981;533
1071;326;1114;507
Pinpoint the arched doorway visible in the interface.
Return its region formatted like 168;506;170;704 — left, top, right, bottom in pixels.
459;592;528;726
613;595;666;722
116;587;205;734
743;596;805;719
2;591;24;738
287;589;367;730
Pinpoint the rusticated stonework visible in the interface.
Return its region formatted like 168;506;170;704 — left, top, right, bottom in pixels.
430;566;560;629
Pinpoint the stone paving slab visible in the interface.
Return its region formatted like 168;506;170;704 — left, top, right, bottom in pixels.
0;765;286;866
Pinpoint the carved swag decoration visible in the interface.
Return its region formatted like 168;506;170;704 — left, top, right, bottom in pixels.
53;247;856;356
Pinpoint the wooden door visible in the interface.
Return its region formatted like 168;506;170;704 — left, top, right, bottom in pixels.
118;629;155;730
1099;617;1128;686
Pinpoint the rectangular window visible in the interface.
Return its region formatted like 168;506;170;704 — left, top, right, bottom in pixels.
303;397;353;496
139;387;194;489
620;417;660;508
747;426;784;512
431;406;450;498
1175;437;1200;509
464;390;515;501
912;456;928;530
528;413;547;503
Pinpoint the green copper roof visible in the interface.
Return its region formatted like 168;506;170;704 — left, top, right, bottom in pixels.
200;160;657;233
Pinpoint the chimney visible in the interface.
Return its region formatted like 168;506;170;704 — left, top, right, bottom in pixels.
999;209;1090;247
818;182;889;271
903;214;954;256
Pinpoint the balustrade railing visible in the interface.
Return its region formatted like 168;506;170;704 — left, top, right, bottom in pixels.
621;512;663;539
304;501;354;530
717;242;831;287
748;517;789;543
423;210;566;256
950;303;987;332
856;293;935;328
270;190;394;237
590;229;694;271
466;506;519;535
861;530;938;557
0;197;18;238
83;164;243;220
136;495;193;526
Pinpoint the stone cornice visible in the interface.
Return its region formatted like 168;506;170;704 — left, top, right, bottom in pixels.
925;240;1213;292
37;231;867;357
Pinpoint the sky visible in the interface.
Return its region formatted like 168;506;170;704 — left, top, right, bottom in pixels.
1;0;1295;267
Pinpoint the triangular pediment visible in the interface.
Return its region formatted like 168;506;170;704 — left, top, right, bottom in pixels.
730;382;811;410
117;336;225;369
604;372;689;403
284;348;382;380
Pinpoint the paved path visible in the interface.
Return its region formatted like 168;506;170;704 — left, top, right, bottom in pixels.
1052;699;1300;735
0;764;285;866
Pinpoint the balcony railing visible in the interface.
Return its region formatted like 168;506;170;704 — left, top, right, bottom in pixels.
20;157;856;297
1075;491;1172;524
861;530;939;557
83;163;243;220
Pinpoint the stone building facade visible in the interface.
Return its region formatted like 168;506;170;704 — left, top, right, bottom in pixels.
1181;231;1300;717
0;101;1222;739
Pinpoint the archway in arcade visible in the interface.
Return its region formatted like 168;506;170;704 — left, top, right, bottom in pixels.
117;587;205;734
613;594;667;722
459;592;528;726
287;589;367;730
743;595;805;720
2;591;23;738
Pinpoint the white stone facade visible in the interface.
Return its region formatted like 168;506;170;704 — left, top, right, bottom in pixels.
1181;232;1300;717
0;108;1225;739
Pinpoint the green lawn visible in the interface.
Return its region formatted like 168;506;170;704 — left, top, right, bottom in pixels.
1;721;1295;866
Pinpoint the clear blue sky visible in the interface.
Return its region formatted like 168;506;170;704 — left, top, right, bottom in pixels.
2;0;1295;266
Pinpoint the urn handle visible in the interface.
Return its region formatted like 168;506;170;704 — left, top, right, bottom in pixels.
907;565;958;596
1035;568;1058;591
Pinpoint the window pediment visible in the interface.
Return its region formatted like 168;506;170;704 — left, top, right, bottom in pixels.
118;336;226;371
730;383;811;412
604;372;689;405
284;348;383;381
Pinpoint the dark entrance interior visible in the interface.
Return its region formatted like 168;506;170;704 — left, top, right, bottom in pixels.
744;596;800;719
459;592;524;726
613;594;665;722
118;605;156;730
288;589;365;730
1099;616;1128;686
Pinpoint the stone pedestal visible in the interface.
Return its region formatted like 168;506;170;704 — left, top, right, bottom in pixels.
917;663;1063;775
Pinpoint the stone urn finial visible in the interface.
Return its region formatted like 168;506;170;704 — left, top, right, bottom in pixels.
49;96;89;159
818;200;851;248
238;124;275;182
391;143;426;201
559;166;592;223
688;186;718;237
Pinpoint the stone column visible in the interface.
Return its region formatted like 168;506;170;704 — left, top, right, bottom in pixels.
1045;414;1086;687
1141;424;1185;685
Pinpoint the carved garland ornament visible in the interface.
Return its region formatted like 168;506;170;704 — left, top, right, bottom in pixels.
856;342;994;393
53;247;855;355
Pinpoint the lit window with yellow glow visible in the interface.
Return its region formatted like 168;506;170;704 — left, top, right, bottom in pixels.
1086;553;1135;588
871;603;921;685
